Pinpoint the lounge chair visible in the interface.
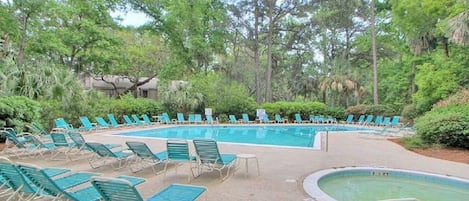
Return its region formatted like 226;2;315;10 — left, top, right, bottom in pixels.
54;118;82;132
192;139;237;181
22;135;58;159
381;117;391;127
125;141;168;173
49;133;76;160
142;114;157;125
205;115;216;124
228;115;239;124
275;114;288;123
0;157;72;200
372;116;383;126
91;176;206;201
123;115;138;126
86;142;134;169
79;116;99;131
17;162;101;201
95;117;112;128
194;114;203;124
362;115;374;125
260;114;275;123
107;114;124;128
177;113;187;124
355;115;365;124
68;132;120;157
131;114;146;126
326;116;337;124
294;113;309;123
161;113;173;124
188;114;196;124
344;115;354;124
164;139;198;182
1;130;37;158
241;113;254;124
391;116;401;127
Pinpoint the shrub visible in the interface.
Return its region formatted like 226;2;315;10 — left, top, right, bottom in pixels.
346;104;396;117
0;96;41;132
401;104;418;123
415;104;469;149
260;101;327;120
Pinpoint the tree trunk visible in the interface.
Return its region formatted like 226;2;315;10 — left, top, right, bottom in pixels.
265;0;275;102
371;0;379;104
254;0;262;104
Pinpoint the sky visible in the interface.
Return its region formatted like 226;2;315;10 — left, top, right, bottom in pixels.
111;10;151;27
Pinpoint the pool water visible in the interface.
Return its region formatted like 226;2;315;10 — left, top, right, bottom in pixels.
318;169;469;201
116;125;365;148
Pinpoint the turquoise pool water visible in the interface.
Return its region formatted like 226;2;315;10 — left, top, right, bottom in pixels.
116;125;365;148
316;168;469;201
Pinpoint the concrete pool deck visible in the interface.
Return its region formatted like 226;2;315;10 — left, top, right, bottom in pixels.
9;124;469;200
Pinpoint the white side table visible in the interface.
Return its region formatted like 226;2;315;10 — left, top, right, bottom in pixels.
236;154;260;177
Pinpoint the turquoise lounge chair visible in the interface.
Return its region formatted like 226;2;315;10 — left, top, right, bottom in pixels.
177;113;187;124
345;115;354;124
1;130;37;158
228;115;238;124
142;114;157;125
49;133;76;160
261;114;274;123
205;115;215;124
79;116;99;131
362;115;374;125
54;118;81;132
107;114;124;128
123;115;138;126
161;113;173;124
17;162;101;201
355;115;365;124
188;114;196;124
241;113;254;124
125;141;168;173
95;117;111;128
68;132;120;157
91;176;206;201
86;142;133;169
275;114;288;123
23;135;58;159
0;157;71;200
192;139;237;181
381;117;391;127
164;139;197;182
391;116;401;127
131;114;146;126
294;113;309;123
372;116;383;126
194;114;203;124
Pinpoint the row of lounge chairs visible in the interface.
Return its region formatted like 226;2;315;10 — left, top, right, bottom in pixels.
86;139;237;181
0;156;206;201
54;114;159;132
1;127;237;182
344;114;401;127
227;113;338;124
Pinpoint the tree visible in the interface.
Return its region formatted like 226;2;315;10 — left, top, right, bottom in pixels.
94;29;169;98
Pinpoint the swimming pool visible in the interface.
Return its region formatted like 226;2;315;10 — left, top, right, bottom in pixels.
303;167;469;201
115;125;366;148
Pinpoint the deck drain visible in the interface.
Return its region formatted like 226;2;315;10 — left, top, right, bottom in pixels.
285;179;297;183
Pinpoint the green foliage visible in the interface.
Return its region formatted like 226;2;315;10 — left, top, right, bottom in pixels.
401;104;418;122
260;101;327;120
218;114;228;123
346;104;396;116
415;104;469;149
413;62;458;114
0;96;41;132
399;136;430;149
190;72;257;116
106;94;163;119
